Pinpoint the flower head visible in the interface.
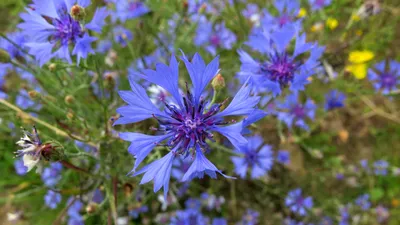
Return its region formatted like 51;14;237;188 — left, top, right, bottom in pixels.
44;190;62;209
41;162;63;187
195;16;236;56
113;26;134;47
117;53;260;197
277;150;290;165
237;209;259;225
373;160;389;176
231;135;274;179
15;127;44;173
14;159;28;176
276;93;316;130
18;0;108;66
107;0;149;23
285;188;313;216
368;60;400;94
170;210;208;225
239;25;324;96
355;194;371;211
325;90;345;111
309;0;332;11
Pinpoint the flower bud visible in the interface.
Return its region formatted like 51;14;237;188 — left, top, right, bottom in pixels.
70;5;86;21
28;90;39;99
67;112;74;120
0;49;11;63
65;95;74;105
41;142;65;162
211;74;225;91
86;203;98;214
48;63;57;72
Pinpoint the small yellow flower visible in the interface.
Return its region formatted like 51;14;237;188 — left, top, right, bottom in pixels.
348;50;374;64
356;29;363;36
326;18;339;30
351;14;360;22
297;8;307;18
311;22;324;32
345;63;367;79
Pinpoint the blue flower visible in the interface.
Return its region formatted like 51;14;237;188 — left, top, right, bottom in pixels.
14;159;28;176
368;60;400;95
117;53;260;197
276;93;316;130
231;135;274;179
107;0;149;23
213;218;227;225
355;194;371;211
285;188;313;216
277;150;290;165
129;205;148;219
67;198;84;224
170;210;208;225
44;190;62;209
373;160;389;176
0;31;27;60
194;16;236;56
256;0;302;33
185;198;202;213
237;209;259;225
309;0;332;11
325;90;345;111
113;26;134;47
339;204;350;225
18;0;108;66
239;25;325;96
41;162;63;187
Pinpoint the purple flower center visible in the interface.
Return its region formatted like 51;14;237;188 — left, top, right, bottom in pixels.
155;86;227;153
244;150;258;164
315;0;326;7
296;197;304;206
210;35;221;47
379;72;397;90
291;105;305;119
278;14;291;27
261;53;299;86
51;13;82;46
129;2;142;11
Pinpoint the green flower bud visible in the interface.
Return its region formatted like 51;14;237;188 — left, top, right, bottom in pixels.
0;49;11;63
70;5;86;21
211;73;225;91
41;142;65;162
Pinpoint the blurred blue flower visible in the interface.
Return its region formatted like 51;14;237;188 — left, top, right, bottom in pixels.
172;157;191;180
129;205;148;219
276;93;316;130
113;26;134;47
41;162;63;187
212;218;227;225
18;0;107;66
355;194;371;211
285;188;313;216
14;159;28;176
339;204;350;225
185;198;202;213
242;4;261;26
375;205;389;223
170;210;208;225
309;0;332;11
201;193;225;211
117;53;260;197
195;16;236;56
107;0;149;23
277;150;290;165
231;135;274;179
239;25;324;96
373;160;389;176
368;60;400;95
237;209;259;225
325;90;345;111
0;31;27;60
44;190;61;209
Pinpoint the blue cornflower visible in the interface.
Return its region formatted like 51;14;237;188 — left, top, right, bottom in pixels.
201;193;225;211
277;150;290;165
285;188;313;216
116;53;260;197
185;198;202;213
276;93;316;130
239;25;325;96
14;159;28;176
15;127;44;173
129;205;148;219
194;16;236;56
92;189;104;203
231;135;274;179
368;60;400;95
18;0;108;66
325;90;345;111
256;0;302;33
67;198;84;225
170;210;208;225
44;190;62;209
113;26;134;47
41;162;63;187
373;160;389;176
0;31;27;60
107;0;149;23
237;209;259;225
213;218;227;225
309;0;332;11
172;157;191;180
355;194;371;211
339;204;350;225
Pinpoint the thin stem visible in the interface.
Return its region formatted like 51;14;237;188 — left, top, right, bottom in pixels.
208;141;241;156
0;97;96;147
60;160;90;175
52;197;77;225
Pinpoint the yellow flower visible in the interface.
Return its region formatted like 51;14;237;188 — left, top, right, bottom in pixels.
345;63;367;79
297;8;307;18
348;50;374;64
351;14;360;22
326;18;339;30
356;29;363;36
